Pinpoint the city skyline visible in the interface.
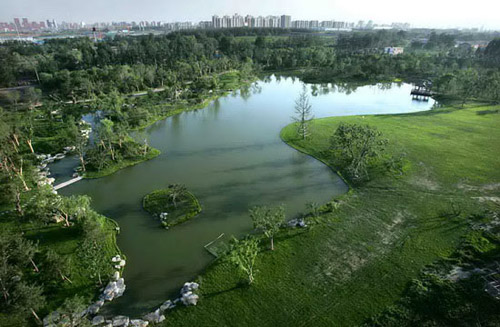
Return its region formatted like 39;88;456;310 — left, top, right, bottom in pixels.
1;0;499;30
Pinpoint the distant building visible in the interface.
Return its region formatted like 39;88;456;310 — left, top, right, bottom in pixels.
384;47;404;55
281;15;291;28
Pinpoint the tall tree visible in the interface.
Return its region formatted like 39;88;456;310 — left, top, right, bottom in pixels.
249;205;285;251
293;85;313;140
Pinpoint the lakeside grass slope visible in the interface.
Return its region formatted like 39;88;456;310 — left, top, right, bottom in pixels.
162;104;500;326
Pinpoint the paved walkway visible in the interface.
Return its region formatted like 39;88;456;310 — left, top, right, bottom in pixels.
54;176;83;190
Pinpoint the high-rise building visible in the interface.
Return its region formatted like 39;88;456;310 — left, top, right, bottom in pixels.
281;15;291;28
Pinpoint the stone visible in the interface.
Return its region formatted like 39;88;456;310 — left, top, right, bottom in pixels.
159;300;173;312
181;291;199;306
287;218;307;228
113;271;120;280
111;255;121;262
92;316;105;326
143;309;164;324
119;260;126;267
129;319;149;327
104;281;117;295
180;282;199;295
112;315;129;327
115;278;126;297
54;153;65;160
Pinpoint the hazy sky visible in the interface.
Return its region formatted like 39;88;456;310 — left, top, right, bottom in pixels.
2;0;499;30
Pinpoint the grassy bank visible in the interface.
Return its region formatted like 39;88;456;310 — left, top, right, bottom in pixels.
162;104;500;326
83;148;160;179
131;71;258;131
143;187;202;228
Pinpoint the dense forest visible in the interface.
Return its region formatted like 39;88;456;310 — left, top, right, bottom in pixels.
1;28;500;326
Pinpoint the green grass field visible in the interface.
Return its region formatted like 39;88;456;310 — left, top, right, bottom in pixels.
161;104;500;326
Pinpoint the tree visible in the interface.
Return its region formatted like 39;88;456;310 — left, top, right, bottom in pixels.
0;232;43;323
49;296;91;327
78;213;109;285
330;123;388;181
227;237;259;284
42;249;72;284
249;205;285;251
56;195;91;227
168;184;186;208
96;118;115;161
293;85;313;140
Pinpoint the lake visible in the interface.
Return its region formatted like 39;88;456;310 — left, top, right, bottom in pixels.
56;76;435;315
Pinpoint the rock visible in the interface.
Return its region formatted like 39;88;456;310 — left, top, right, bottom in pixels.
287;218;307;228
180;282;199;294
115;278;126;297
92;316;105;326
181;291;199;306
119;260;126;267
88;299;105;315
129;319;149;327
111;255;121;262
54;153;65;160
72;173;79;178
113;271;120;280
112;315;129;327
160;300;173;312
143;309;164;324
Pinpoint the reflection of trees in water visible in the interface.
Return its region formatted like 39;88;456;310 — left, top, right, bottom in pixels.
240;85;251;101
335;83;359;95
251;83;262;95
377;82;394;91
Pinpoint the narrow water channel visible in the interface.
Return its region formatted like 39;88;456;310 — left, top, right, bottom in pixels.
55;76;434;315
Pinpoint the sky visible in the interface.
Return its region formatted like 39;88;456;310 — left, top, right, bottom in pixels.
1;0;499;30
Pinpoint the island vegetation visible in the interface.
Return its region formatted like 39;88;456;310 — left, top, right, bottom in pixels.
0;26;499;326
142;184;202;229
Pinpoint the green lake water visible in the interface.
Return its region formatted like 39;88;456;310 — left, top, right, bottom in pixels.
56;76;435;315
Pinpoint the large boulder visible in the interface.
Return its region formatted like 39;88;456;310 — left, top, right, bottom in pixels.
92;315;105;326
143;309;165;324
180;291;199;306
180;282;199;295
159;300;174;312
115;278;126;297
112;315;130;327
88;300;104;315
129;319;149;327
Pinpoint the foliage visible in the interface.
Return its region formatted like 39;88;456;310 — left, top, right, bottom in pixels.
330;123;388;182
249;205;286;251
226;237;260;284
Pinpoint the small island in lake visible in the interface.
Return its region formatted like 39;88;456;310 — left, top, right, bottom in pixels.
142;184;202;229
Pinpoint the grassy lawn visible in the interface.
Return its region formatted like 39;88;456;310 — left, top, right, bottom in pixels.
142;187;202;228
162;104;500;326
